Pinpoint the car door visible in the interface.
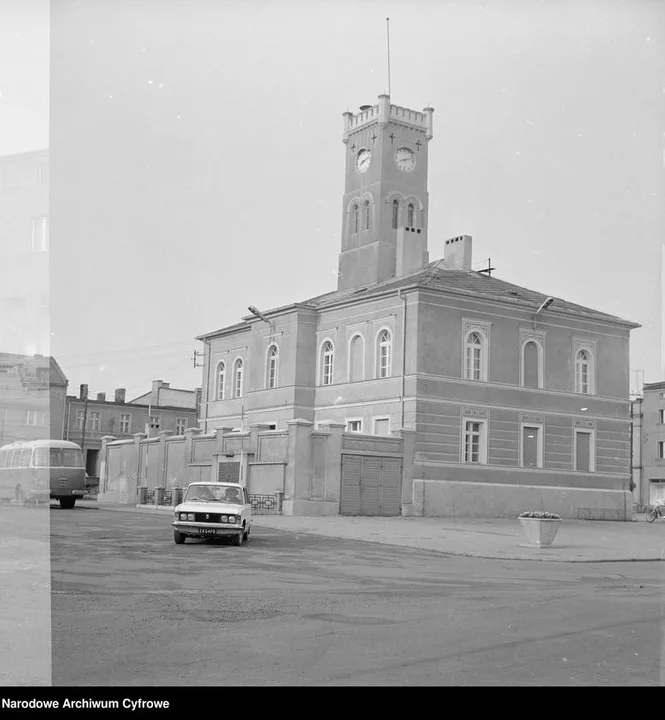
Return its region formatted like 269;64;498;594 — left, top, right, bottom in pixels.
243;486;252;526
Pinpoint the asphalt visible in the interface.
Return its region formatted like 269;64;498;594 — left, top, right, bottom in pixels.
85;499;665;563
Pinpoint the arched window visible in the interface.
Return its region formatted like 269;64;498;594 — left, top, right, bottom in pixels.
233;358;243;398
349;334;364;382
321;341;334;386
575;349;591;394
352;204;359;234
523;341;540;389
465;332;483;381
363;200;370;230
267;345;279;389
392;199;399;230
407;203;415;228
216;361;226;400
377;329;392;378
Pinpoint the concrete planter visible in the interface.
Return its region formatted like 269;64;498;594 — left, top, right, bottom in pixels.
519;517;561;548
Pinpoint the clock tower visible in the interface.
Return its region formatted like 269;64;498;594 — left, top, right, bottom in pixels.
337;94;434;291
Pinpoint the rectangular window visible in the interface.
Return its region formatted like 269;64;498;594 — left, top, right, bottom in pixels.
76;410;85;430
20;449;32;467
26;410;45;426
90;411;101;432
149;415;161;431
176;418;187;435
463;419;486;464
120;413;131;434
659;441;665;461
659;409;665;425
575;431;593;472
521;425;542;468
31;216;48;252
346;419;362;433
374;418;391;436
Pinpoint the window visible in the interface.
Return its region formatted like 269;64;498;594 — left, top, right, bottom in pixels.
575;431;594;472
465;332;483;381
149;415;161;431
659;409;665;425
233;359;243;398
12;451;21;468
176;418;187;435
216;362;226;400
352;204;359;233
392;199;399;229
346;419;362;432
20;449;32;467
31;216;48;252
407;203;415;227
62;449;83;467
374;418;391;436
90;411;101;432
659;441;665;460
348;334;364;382
120;413;131;434
321;341;334;386
521;425;542;468
25;409;44;426
523;341;540;389
76;410;85;430
575;349;591;394
377;329;392;378
34;448;60;467
363;200;370;230
463;419;486;464
267;345;279;389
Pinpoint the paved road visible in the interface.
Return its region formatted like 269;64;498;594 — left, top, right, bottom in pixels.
48;505;664;686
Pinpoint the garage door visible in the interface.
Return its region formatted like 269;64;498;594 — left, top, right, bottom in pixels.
340;455;402;516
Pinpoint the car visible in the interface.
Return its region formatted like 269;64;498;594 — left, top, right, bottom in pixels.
172;481;253;546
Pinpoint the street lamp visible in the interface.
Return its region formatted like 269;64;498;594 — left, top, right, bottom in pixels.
533;297;554;329
248;305;273;329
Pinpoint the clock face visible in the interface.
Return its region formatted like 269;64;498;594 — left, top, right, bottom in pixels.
395;146;416;172
356;148;371;173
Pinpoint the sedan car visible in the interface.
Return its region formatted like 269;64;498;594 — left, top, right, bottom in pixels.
172;482;252;546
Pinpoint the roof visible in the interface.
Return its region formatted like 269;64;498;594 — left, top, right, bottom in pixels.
198;259;640;338
644;381;665;392
0;353;68;387
0;439;82;450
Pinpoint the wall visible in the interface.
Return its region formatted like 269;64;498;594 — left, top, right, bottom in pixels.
641;387;665;505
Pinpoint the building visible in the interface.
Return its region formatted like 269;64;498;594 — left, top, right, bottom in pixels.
0;150;49;358
64;380;200;484
194;93;639;519
636;382;665;507
631;394;644;508
0;353;68;446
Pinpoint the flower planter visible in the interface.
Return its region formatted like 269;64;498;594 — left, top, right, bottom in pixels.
519;517;561;548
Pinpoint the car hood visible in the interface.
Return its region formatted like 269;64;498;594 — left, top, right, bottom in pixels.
175;501;243;515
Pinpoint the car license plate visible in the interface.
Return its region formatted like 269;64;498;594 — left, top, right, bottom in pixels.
198;528;218;535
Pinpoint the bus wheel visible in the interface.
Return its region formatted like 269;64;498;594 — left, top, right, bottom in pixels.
15;487;25;506
59;497;76;510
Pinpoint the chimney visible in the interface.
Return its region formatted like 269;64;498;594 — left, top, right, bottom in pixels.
79;383;88;400
151;379;164;406
96;392;106;402
443;235;473;271
114;388;126;404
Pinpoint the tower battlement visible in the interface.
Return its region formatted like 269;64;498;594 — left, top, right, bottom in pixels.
343;95;434;143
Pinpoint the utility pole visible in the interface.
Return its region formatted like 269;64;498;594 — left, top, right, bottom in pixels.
80;391;89;470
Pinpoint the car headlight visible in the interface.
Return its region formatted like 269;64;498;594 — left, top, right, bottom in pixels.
187;513;195;521
227;515;236;523
221;515;228;523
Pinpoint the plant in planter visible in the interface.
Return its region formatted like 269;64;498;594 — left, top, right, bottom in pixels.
518;510;562;548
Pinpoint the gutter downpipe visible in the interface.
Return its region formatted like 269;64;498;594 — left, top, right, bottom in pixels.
203;339;211;434
398;289;407;429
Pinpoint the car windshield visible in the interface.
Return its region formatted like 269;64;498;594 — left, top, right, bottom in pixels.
184;485;243;504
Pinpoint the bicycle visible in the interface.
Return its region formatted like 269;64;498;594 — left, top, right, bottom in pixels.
646;504;665;523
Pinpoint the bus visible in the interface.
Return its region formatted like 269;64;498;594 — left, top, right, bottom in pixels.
0;440;87;509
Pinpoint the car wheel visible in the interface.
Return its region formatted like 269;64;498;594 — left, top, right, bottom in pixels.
233;531;244;547
59;497;76;510
174;530;186;544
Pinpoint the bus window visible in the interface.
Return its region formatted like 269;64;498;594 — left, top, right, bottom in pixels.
62;449;84;468
33;447;55;467
20;449;32;467
0;450;6;468
12;451;21;468
50;448;62;466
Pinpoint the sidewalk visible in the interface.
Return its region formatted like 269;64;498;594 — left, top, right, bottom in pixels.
84;500;665;563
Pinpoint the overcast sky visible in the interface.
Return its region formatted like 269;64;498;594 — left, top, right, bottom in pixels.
3;0;663;399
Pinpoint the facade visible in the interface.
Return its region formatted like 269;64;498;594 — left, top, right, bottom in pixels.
195;94;640;519
0;150;50;358
637;382;665;507
129;379;201;412
64;381;199;484
0;353;68;447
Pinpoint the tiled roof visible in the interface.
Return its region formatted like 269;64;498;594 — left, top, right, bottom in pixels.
300;259;640;326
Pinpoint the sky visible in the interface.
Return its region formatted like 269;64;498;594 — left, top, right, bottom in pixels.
3;0;664;399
